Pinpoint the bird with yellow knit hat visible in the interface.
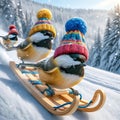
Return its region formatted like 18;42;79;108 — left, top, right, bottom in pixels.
26;17;89;89
17;8;56;62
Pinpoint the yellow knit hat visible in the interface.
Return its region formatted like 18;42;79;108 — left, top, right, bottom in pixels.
29;8;56;37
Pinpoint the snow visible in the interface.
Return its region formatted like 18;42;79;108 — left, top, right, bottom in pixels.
0;29;120;120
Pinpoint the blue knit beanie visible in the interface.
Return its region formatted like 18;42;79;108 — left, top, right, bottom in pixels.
54;17;89;61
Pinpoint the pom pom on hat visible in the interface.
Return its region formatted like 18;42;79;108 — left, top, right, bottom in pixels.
29;8;56;38
9;25;16;30
9;25;18;35
37;8;52;20
54;17;89;61
65;17;87;35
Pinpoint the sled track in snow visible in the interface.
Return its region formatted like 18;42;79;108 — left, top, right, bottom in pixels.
84;77;120;93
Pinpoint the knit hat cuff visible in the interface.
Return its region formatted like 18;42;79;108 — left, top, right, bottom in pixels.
54;44;89;61
9;29;18;34
29;24;56;37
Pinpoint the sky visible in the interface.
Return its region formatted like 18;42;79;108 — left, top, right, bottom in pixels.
33;0;120;10
0;29;120;120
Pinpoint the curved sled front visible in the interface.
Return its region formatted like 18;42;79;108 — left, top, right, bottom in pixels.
9;61;80;115
77;89;106;112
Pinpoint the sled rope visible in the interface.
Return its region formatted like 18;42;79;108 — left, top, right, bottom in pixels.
54;95;92;109
78;100;93;108
21;70;38;74
29;80;42;85
29;80;55;96
69;88;82;99
53;102;72;110
41;84;55;96
53;100;92;110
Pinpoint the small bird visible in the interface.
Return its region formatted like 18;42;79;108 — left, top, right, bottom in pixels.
2;25;18;48
34;17;89;89
35;54;85;89
17;8;56;62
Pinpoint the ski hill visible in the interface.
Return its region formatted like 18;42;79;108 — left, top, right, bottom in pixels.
0;30;120;120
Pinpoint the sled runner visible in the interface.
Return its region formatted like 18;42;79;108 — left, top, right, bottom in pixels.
9;61;106;115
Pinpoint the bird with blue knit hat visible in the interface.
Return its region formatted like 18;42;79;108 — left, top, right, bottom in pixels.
17;8;56;62
31;17;89;89
54;17;89;62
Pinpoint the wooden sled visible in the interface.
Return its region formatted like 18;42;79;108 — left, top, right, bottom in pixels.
9;61;106;115
9;61;80;115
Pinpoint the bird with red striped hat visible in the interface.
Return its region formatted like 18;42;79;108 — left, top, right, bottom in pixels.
32;17;89;89
0;24;18;48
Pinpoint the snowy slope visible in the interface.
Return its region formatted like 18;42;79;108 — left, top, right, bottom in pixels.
0;30;120;120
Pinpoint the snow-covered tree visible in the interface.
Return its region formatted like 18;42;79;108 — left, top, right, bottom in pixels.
23;11;33;37
0;0;16;29
15;0;24;37
107;4;120;73
100;18;112;70
88;28;102;67
0;0;35;38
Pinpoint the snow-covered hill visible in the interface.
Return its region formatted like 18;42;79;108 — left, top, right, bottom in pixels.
0;29;120;120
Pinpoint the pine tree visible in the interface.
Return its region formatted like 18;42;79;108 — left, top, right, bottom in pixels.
18;0;32;38
16;0;24;37
100;18;112;70
24;11;33;38
0;0;16;29
0;0;32;38
88;28;102;67
107;4;120;73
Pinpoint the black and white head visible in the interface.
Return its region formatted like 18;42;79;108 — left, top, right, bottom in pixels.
55;54;85;77
30;30;53;49
8;34;18;46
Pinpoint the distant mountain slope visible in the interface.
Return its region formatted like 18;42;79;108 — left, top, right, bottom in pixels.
0;0;109;48
19;0;109;48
